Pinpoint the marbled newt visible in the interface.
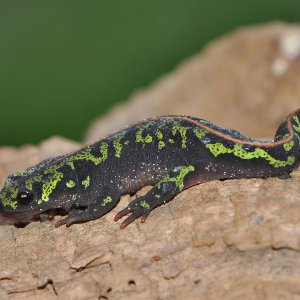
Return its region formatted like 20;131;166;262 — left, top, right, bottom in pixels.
1;110;300;229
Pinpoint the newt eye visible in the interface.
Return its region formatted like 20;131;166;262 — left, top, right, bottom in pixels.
17;189;34;204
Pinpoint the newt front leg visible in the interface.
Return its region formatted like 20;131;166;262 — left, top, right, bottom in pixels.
115;165;195;228
55;190;121;227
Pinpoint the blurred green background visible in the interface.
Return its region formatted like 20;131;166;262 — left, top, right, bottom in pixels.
0;0;299;146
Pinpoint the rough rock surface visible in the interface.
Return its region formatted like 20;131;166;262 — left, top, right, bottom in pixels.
2;22;300;300
85;22;300;143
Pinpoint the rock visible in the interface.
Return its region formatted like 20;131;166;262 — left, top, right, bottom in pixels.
1;22;300;300
1;161;300;299
85;22;300;144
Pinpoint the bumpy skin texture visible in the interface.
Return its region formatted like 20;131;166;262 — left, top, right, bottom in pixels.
1;110;300;229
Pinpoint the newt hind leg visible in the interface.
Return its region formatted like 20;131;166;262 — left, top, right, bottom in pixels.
114;165;195;229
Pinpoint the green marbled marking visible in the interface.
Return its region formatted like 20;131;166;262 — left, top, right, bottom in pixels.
292;116;300;147
193;128;208;139
158;165;195;191
66;180;75;188
156;131;163;139
36;159;75;204
175;165;195;189
145;136;153;143
67;143;108;166
172;125;187;149
25;175;42;191
293;115;300;132
39;169;64;204
156;131;166;149
140;199;150;209
101;196;113;206
67;161;75;170
113;132;126;158
155;194;160;199
288;118;300;145
168;138;174;143
283;140;294;152
136;126;153;145
158;141;166;149
82;176;90;190
206;143;295;168
0;185;18;209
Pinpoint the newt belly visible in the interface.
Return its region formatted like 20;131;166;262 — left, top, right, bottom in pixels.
1;110;300;228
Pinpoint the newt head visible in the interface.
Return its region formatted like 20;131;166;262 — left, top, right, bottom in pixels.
0;176;40;224
0;156;79;225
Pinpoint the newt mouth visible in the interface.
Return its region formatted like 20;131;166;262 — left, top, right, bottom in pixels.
0;208;67;226
0;209;42;224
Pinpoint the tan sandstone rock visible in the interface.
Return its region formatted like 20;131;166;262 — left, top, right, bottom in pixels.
85;22;300;144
